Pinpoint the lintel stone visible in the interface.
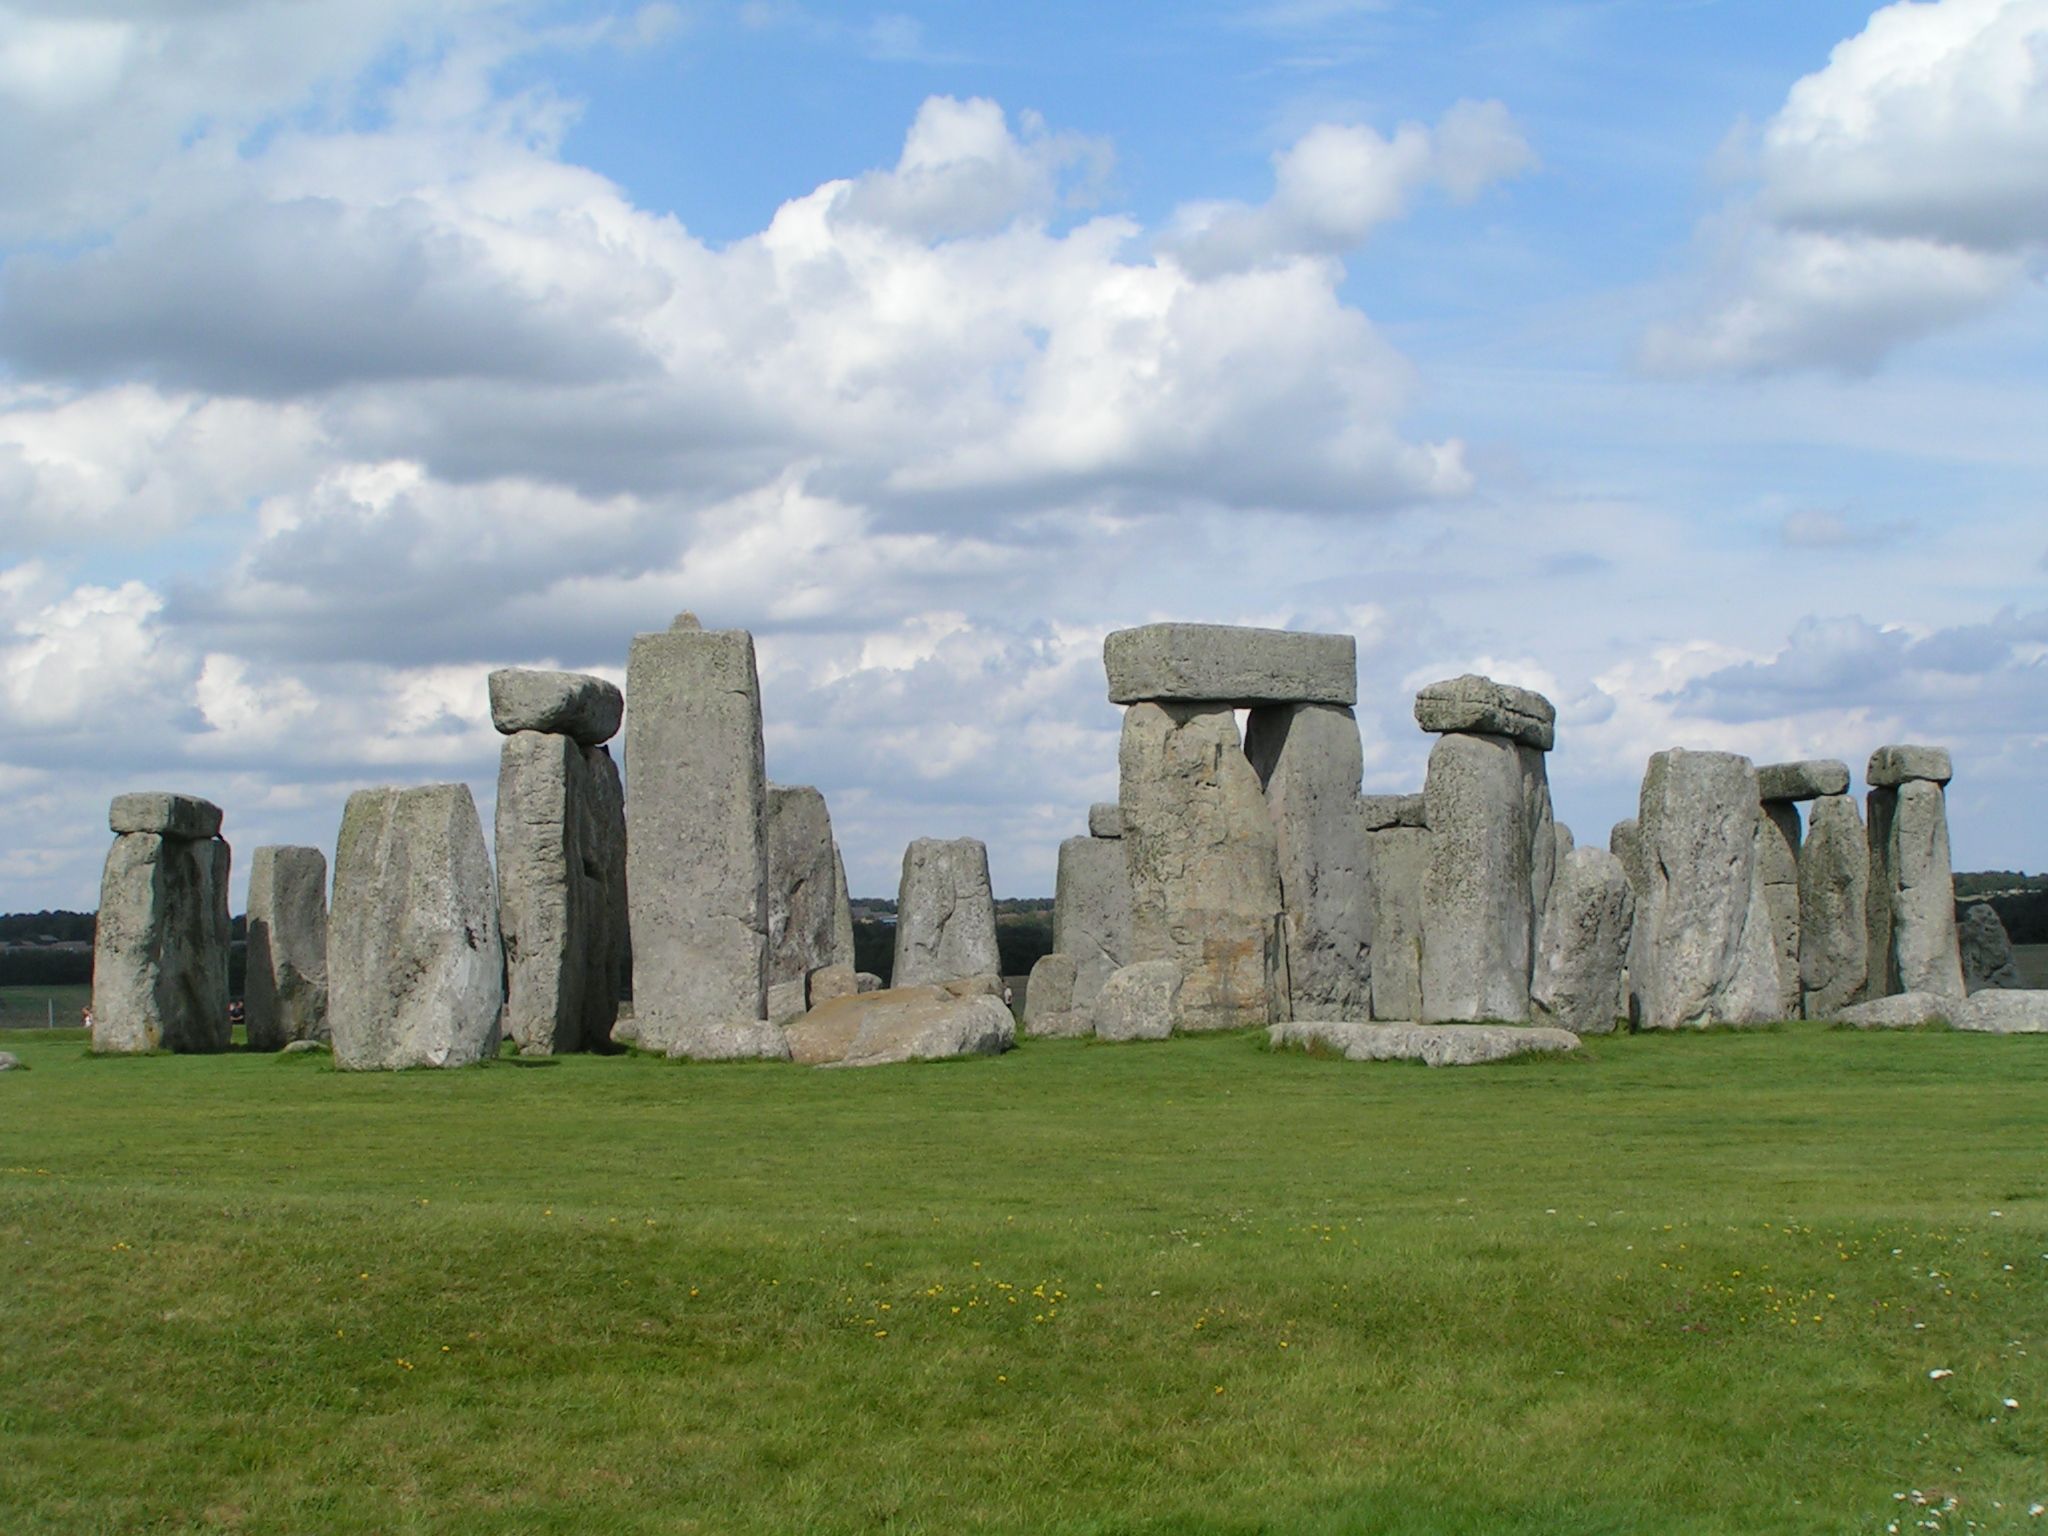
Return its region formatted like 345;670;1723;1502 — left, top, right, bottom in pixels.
1359;793;1426;830
487;668;624;745
1867;744;1952;788
1757;759;1851;802
1104;623;1355;706
109;792;223;841
1413;675;1556;750
1087;802;1123;839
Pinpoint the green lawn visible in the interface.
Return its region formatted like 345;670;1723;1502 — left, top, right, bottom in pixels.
0;981;91;1030
2;1024;2043;1535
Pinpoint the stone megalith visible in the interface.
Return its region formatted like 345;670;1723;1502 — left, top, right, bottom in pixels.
244;845;329;1051
1798;793;1869;1018
329;784;503;1070
1363;795;1427;1022
1756;801;1804;1019
831;845;856;980
1092;960;1183;1041
1104;624;1356;707
1119;701;1282;1031
1088;803;1123;839
1023;952;1084;1036
91;793;231;1054
496;727;627;1055
1532;847;1635;1035
1876;775;1966;1001
893;837;1001;988
1054;833;1132;1014
1634;749;1780;1029
1960;902;2021;993
765;785;850;1019
1610;816;1647;1027
487;667;624;745
624;615;771;1056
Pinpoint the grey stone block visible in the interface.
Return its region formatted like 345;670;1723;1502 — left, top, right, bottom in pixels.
893;837;1000;988
1960;902;2021;993
244;845;329;1051
1420;731;1534;1022
1867;744;1952;788
1091;960;1182;1041
1087;802;1123;839
1412;675;1556;751
1532;847;1635;1035
91;832;231;1054
1757;759;1851;802
1366;824;1426;1022
766;786;850;998
1359;794;1426;831
1104;623;1356;706
1054;834;1132;1014
1269;1019;1580;1066
486;667;623;745
1878;778;1964;999
108;792;222;841
1799;794;1868;1019
1758;801;1804;1019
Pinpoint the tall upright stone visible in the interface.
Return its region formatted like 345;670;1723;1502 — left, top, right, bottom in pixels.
831;845;856;978
1960;902;2021;993
329;784;503;1070
1532;847;1635;1035
765;785;849;1018
1610;816;1647;1028
1634;749;1779;1028
625;614;772;1055
893;837;1001;988
1245;702;1371;1021
1866;745;1964;1001
91;793;231;1054
1119;701;1282;1030
1798;793;1869;1019
244;845;329;1051
1054;833;1132;1013
1363;794;1427;1021
1756;801;1804;1019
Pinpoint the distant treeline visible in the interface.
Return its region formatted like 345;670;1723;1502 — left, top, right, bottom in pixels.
848;909;1056;987
0;910;95;944
1955;870;2048;897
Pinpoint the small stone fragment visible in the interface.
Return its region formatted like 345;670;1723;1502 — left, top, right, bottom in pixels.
0;1051;23;1071
1834;992;1950;1028
808;964;860;1009
1952;990;2048;1033
787;986;1014;1067
1268;1019;1579;1066
1024;952;1087;1037
486;668;624;745
664;1019;792;1062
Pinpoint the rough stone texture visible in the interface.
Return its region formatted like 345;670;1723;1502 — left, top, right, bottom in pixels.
663;1019;792;1062
496;732;626;1055
1269;1019;1580;1066
809;964;859;1009
1359;794;1427;830
1055;835;1133;1013
1758;760;1851;802
1245;702;1372;1022
625;619;769;1054
1024;952;1089;1037
108;791;223;841
856;972;883;993
328;785;503;1070
831;846;856;976
1867;744;1953;788
788;986;1015;1068
1554;822;1575;863
1413;675;1557;751
91;832;231;1054
1953;990;2048;1033
1088;803;1123;839
610;1015;641;1048
1119;701;1282;1030
1524;748;1557;939
1610;816;1647;1028
1104;623;1356;707
1366;824;1427;1022
1835;992;1950;1028
0;1052;20;1071
1877;778;1966;1000
766;979;809;1025
893;837;1001;988
1758;801;1805;1020
766;786;849;1003
1420;732;1533;1022
1091;960;1183;1041
1531;847;1635;1035
1960;902;2022;993
1634;749;1780;1029
244;845;329;1051
486;667;623;745
1799;794;1869;1020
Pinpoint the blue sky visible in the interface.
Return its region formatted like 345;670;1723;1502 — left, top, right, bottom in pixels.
2;0;2045;909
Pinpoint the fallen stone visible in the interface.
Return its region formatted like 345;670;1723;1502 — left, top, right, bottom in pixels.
329;784;502;1070
1359;794;1427;830
610;1016;642;1048
893;837;1001;988
808;964;859;1009
1758;759;1851;802
108;791;223;841
1420;731;1533;1022
486;667;623;745
1088;803;1123;839
1954;990;2048;1033
1104;623;1356;707
1412;675;1556;751
1024;952;1089;1037
767;786;850;1001
244;845;329;1051
1799;794;1869;1019
1532;847;1635;1035
664;1019;793;1062
1757;801;1804;1020
1867;744;1953;788
280;1039;328;1055
787;986;1014;1067
0;1051;22;1071
1269;1018;1580;1067
1834;992;1952;1028
91;831;231;1054
1092;959;1182;1041
1960;903;2022;993
1366;823;1427;1022
1054;835;1133;1015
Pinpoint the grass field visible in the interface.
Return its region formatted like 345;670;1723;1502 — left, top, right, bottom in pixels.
2;1024;2044;1535
0;982;91;1030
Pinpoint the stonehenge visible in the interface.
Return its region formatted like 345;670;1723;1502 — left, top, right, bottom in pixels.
1364;794;1428;1022
91;793;232;1054
1798;793;1870;1018
244;845;329;1050
1865;747;1964;1002
765;785;855;1020
893;837;1001;988
1531;847;1635;1035
1959;902;2021;993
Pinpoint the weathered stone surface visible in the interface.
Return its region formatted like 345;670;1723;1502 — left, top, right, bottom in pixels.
1366;824;1426;1022
1635;749;1780;1029
766;786;849;1002
1882;778;1965;1000
831;846;856;976
1420;732;1532;1022
1532;847;1635;1035
280;1039;327;1055
1867;744;1953;788
1758;759;1851;802
664;1019;792;1062
1412;675;1556;751
1953;990;2048;1033
1245;702;1372;1022
496;733;626;1055
1120;702;1282;1030
1088;803;1123;839
1269;1019;1580;1066
766;978;809;1024
0;1051;21;1071
244;845;329;1051
1104;623;1356;707
1523;748;1557;943
856;972;884;993
486;667;623;745
1799;794;1869;1019
625;621;769;1053
1092;960;1182;1041
1960;903;2022;993
1359;794;1427;830
1758;801;1804;1020
329;784;502;1070
1610;817;1647;1028
91;833;231;1054
893;837;1001;988
809;964;859;1009
610;1015;641;1048
1024;952;1088;1037
1055;835;1132;1013
108;791;223;841
1554;822;1575;863
1833;992;1950;1028
787;986;1014;1067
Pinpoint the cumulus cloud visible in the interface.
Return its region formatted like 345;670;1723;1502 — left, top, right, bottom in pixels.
1648;0;2048;375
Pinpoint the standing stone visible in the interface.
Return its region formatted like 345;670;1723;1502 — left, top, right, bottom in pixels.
496;731;626;1055
1532;847;1635;1035
1054;834;1132;1014
1024;952;1085;1036
244;845;329;1051
625;615;771;1055
831;845;856;978
1960;902;2021;993
1798;793;1869;1019
1244;702;1372;1021
892;837;1001;988
1610;816;1647;1028
1522;746;1558;945
1756;801;1804;1019
765;785;848;1016
1880;776;1966;1000
329;784;503;1070
1366;818;1427;1022
1091;960;1183;1041
1420;731;1532;1022
1119;701;1282;1031
91;804;231;1055
1635;749;1780;1029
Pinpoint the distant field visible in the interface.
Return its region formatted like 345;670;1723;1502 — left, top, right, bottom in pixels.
2014;945;2048;988
0;982;90;1029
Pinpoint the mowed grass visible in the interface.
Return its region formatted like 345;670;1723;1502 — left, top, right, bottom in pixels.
2;1026;2045;1535
0;982;91;1029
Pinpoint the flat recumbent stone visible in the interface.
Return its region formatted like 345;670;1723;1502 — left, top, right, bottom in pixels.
1104;623;1355;706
